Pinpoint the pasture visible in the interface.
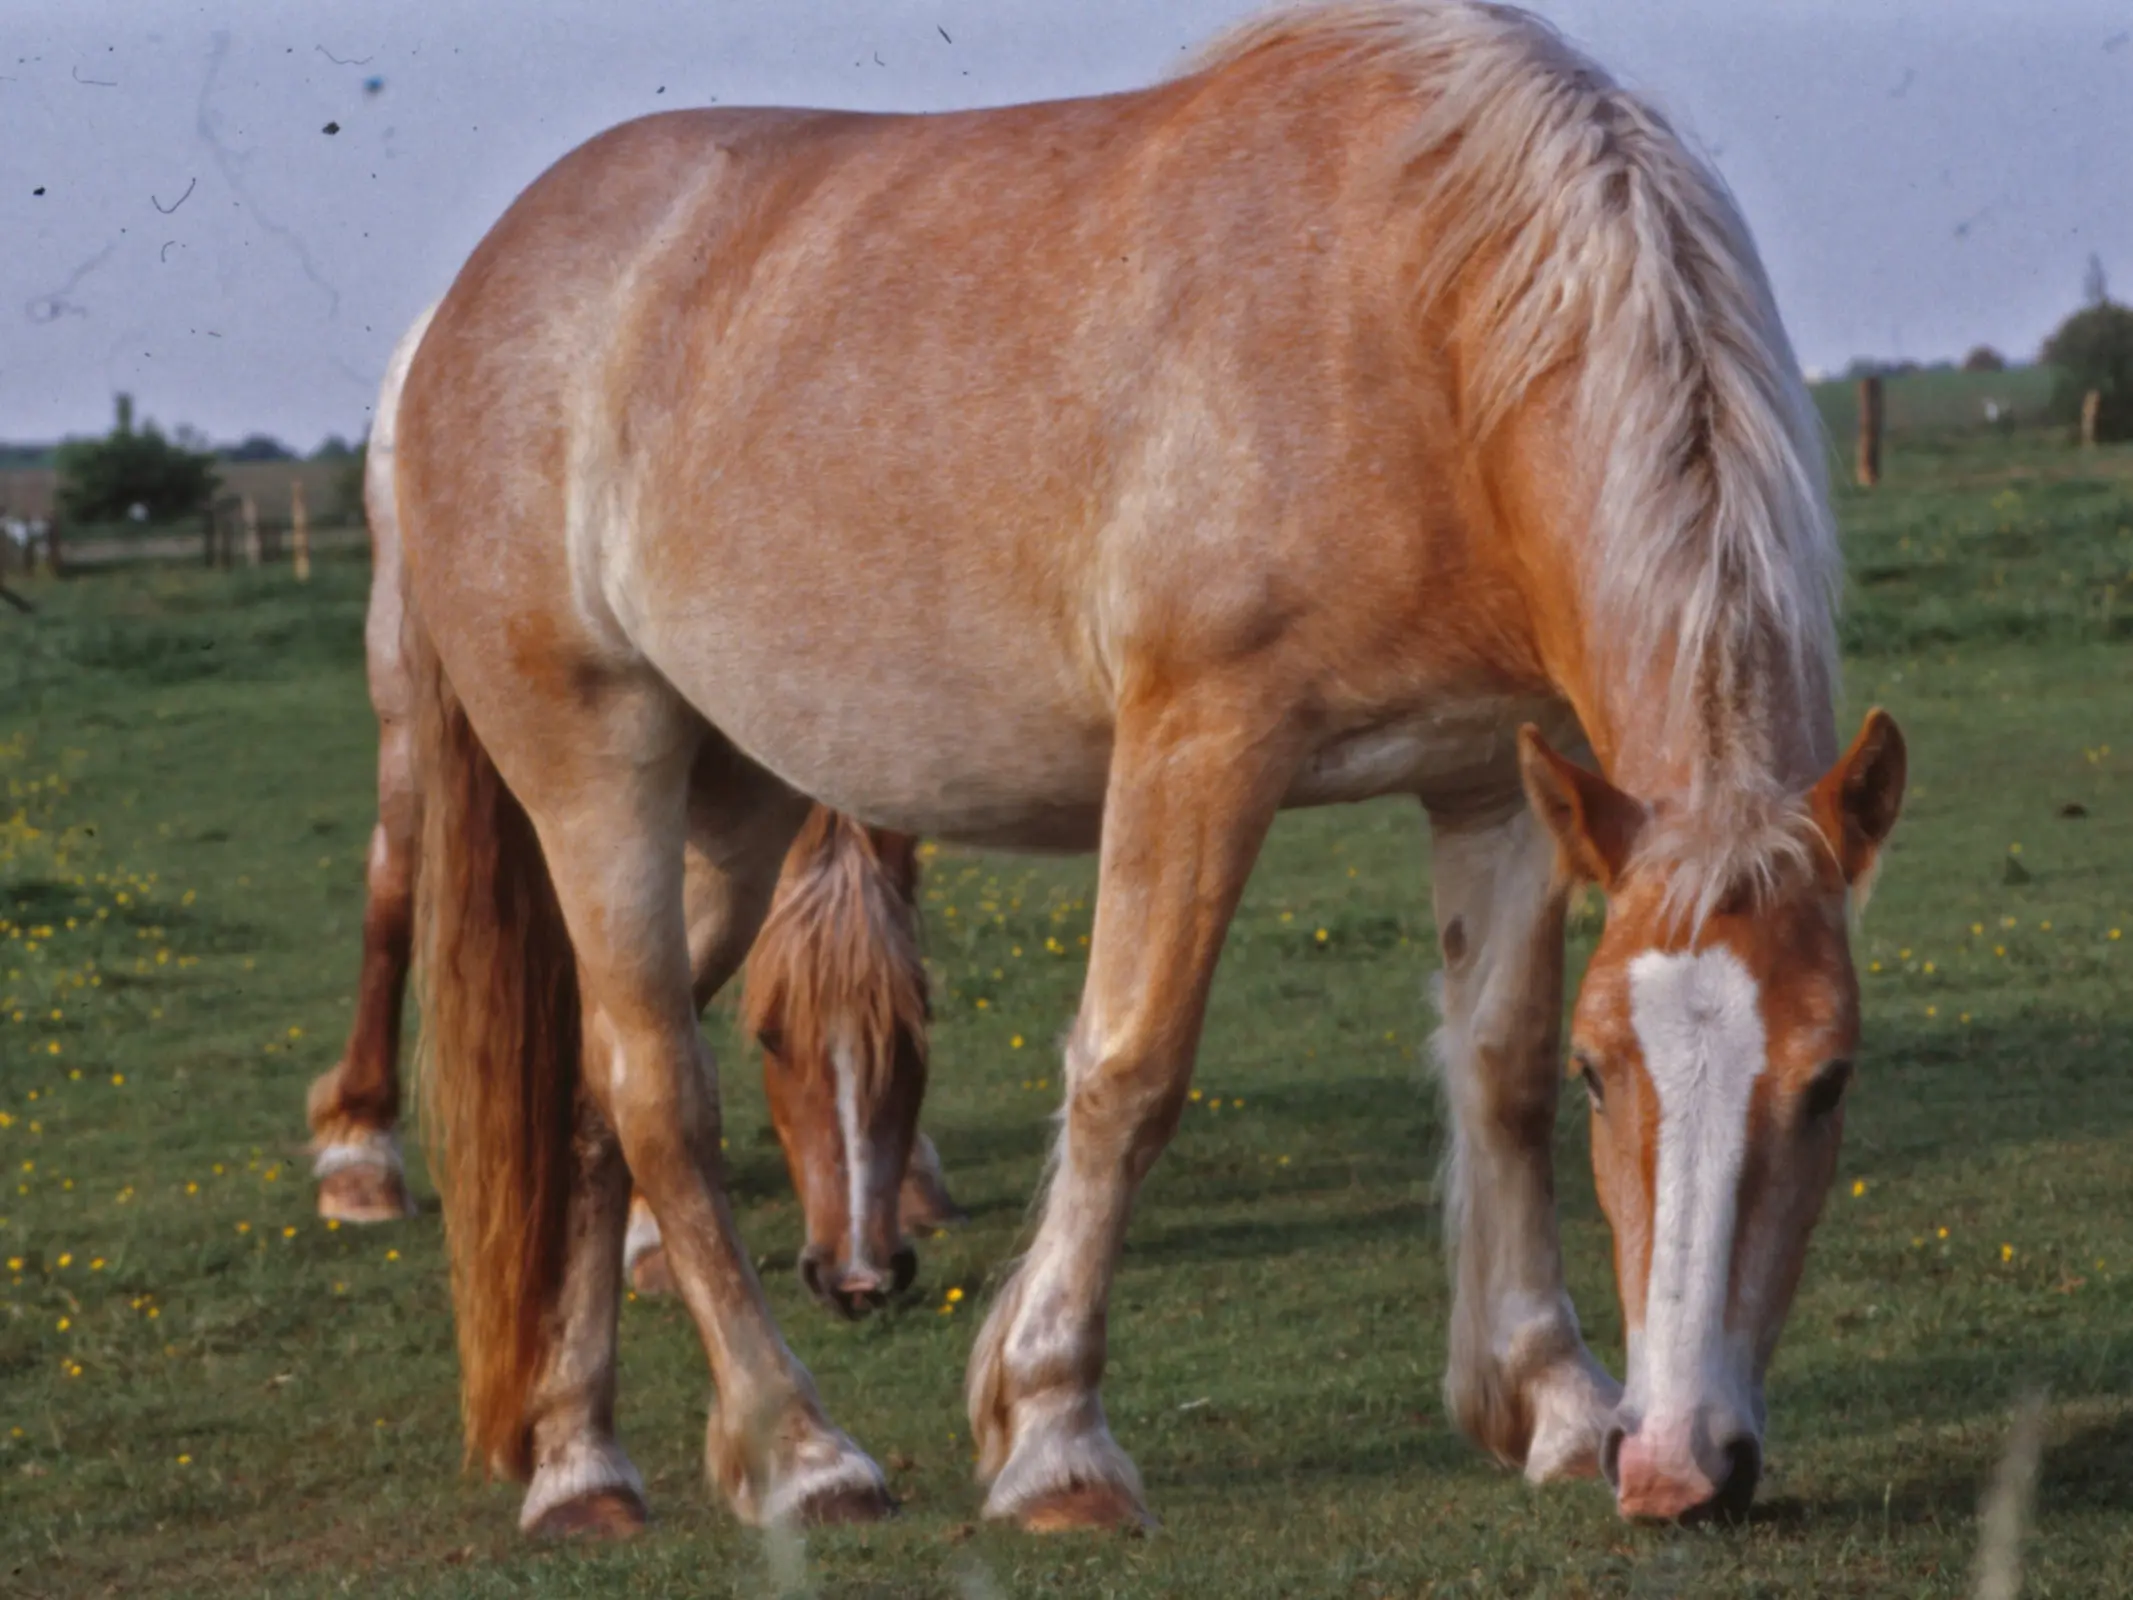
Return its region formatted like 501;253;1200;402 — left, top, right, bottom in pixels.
2;429;2130;1597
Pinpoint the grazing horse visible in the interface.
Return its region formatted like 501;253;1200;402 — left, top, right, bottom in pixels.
398;0;1906;1536
302;307;962;1313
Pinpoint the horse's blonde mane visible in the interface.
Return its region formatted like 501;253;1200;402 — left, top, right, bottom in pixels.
1197;2;1842;923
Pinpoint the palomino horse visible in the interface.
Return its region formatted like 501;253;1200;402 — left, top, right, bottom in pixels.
398;1;1905;1534
302;306;962;1316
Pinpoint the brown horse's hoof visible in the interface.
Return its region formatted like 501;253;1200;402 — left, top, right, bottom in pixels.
792;1478;898;1526
627;1243;677;1298
1015;1482;1156;1534
899;1189;969;1235
526;1486;648;1540
316;1160;415;1223
899;1134;969;1234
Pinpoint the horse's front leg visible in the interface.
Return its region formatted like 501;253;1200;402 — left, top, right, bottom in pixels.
1427;800;1619;1483
968;687;1294;1531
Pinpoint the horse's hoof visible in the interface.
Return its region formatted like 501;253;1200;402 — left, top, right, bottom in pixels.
1522;1355;1621;1485
736;1433;897;1529
316;1161;415;1223
977;1399;1154;1534
898;1135;968;1234
793;1479;898;1526
627;1243;676;1298
1014;1482;1156;1534
526;1486;648;1540
898;1192;970;1235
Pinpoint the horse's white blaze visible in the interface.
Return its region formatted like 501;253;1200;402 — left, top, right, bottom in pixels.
831;1023;870;1271
1626;947;1765;1427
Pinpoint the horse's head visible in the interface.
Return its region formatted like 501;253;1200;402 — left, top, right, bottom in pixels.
759;1010;929;1318
1518;709;1905;1520
748;819;960;1318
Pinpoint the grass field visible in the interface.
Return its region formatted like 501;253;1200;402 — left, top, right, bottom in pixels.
3;434;2131;1597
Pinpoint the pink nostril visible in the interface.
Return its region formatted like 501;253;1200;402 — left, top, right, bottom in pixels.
838;1264;885;1297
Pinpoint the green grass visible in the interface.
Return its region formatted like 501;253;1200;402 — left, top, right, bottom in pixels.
3;438;2132;1596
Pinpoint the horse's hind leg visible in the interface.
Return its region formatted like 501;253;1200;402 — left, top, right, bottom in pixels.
624;815;825;1299
524;761;791;1531
308;707;419;1222
519;1092;644;1537
505;712;890;1528
1428;800;1619;1483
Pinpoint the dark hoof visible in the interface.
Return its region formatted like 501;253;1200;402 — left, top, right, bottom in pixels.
316;1163;415;1224
795;1480;898;1526
527;1487;648;1540
1015;1483;1156;1534
627;1243;677;1298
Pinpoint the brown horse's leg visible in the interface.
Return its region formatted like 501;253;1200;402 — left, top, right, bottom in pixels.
308;714;419;1222
521;769;785;1528
519;1092;645;1537
967;692;1292;1531
899;1133;966;1233
1428;801;1619;1482
510;716;890;1528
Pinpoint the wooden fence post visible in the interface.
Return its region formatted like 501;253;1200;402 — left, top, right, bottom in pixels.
1856;375;1884;489
2081;388;2101;449
290;479;311;582
241;495;261;568
42;517;64;578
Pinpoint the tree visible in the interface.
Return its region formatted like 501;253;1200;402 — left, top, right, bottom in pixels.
2084;252;2110;309
1961;345;2005;372
332;440;368;526
2041;299;2133;443
221;433;298;462
53;394;219;524
311;434;356;461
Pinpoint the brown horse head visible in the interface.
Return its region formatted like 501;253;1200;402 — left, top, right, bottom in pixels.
745;810;957;1318
1520;710;1905;1518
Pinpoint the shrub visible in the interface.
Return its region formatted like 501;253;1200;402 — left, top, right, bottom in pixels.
2041;302;2133;442
53;399;219;524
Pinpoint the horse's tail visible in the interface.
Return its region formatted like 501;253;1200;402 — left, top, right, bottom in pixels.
409;602;579;1480
742;808;930;1130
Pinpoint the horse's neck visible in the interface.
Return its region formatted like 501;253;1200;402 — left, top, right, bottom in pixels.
1568;626;1835;811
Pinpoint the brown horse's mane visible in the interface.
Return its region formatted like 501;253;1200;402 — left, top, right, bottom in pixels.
741;811;929;1104
1198;2;1843;921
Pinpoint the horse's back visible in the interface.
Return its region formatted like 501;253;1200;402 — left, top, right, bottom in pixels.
398;63;1539;843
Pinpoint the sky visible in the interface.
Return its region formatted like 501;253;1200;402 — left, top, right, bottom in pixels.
3;0;2130;450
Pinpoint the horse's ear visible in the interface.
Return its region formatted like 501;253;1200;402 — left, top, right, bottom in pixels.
1517;725;1645;890
1811;708;1907;887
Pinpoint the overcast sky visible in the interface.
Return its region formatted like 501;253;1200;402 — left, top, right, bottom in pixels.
4;0;2130;449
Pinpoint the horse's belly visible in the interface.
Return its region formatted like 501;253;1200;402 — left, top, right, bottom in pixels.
1286;696;1570;811
774;708;1113;853
652;623;1116;850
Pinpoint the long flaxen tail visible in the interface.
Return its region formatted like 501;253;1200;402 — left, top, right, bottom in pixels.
408;605;580;1480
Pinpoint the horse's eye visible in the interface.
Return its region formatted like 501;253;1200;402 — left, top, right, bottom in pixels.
1572;1051;1604;1111
1802;1059;1852;1122
757;1028;786;1063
